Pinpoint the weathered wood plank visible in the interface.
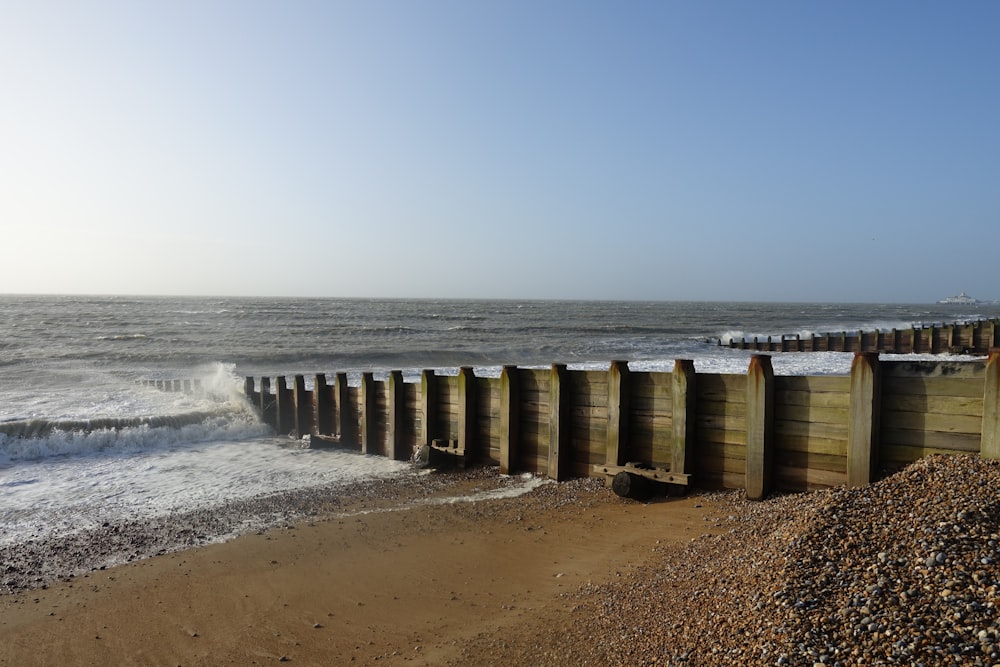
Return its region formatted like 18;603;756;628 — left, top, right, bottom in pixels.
776;389;850;409
774;434;847;456
880;429;981;451
883;376;984;398
882;394;983;417
881;411;983;434
775;404;850;424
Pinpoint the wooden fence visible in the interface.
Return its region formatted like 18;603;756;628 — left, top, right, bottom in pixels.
244;349;1000;499
726;318;1000;354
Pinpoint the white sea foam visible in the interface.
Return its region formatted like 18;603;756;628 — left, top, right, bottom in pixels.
0;438;414;546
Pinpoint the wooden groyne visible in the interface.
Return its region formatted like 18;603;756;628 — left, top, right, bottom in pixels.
244;349;1000;499
724;318;1000;355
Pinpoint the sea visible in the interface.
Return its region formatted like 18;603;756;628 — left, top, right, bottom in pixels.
3;295;998;550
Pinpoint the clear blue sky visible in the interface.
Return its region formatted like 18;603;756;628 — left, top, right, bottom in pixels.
2;1;997;302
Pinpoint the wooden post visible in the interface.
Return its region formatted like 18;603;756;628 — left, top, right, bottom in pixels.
499;365;519;475
420;370;437;445
982;349;1000;459
606;360;631;467
388;370;406;460
847;352;882;487
745;355;774;500
244;377;256;405
333;373;349;441
275;376;294;436
314;373;332;435
259;377;275;429
672;359;697;476
292;375;311;438
548;364;570;481
361;372;376;455
457;366;476;462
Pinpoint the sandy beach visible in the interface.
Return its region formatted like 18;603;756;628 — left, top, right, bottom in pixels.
0;469;726;666
4;455;1000;666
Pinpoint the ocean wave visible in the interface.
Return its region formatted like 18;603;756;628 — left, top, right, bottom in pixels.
0;406;268;464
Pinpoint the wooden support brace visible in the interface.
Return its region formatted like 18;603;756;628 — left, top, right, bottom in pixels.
847;352;882;487
982;349;1000;460
275;376;294;436
361;372;376;455
388;370;407;461
672;359;697;477
331;373;348;443
259;377;275;429
745;355;774;500
292;375;311;438
548;364;570;481
314;373;332;436
606;360;631;468
457;367;476;464
499;365;519;475
420;370;437;446
244;377;257;405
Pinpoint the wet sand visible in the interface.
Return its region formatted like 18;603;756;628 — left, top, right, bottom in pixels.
0;469;726;666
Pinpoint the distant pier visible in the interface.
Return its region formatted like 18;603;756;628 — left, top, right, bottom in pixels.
722;318;1000;355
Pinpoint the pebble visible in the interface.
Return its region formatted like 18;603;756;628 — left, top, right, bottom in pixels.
477;454;1000;666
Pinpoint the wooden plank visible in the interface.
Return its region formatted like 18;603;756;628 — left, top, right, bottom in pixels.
880;429;980;451
881;411;983;435
697;400;747;417
696;374;747;400
696;425;748;447
883;360;985;380
775;417;848;440
882;394;983;417
883;376;985;398
774;375;851;394
776;388;850;409
775;404;850;424
773;450;847;473
774;433;847;456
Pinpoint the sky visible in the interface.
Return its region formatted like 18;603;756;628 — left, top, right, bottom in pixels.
1;1;997;302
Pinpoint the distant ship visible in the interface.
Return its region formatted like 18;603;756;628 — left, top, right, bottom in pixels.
938;292;978;304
